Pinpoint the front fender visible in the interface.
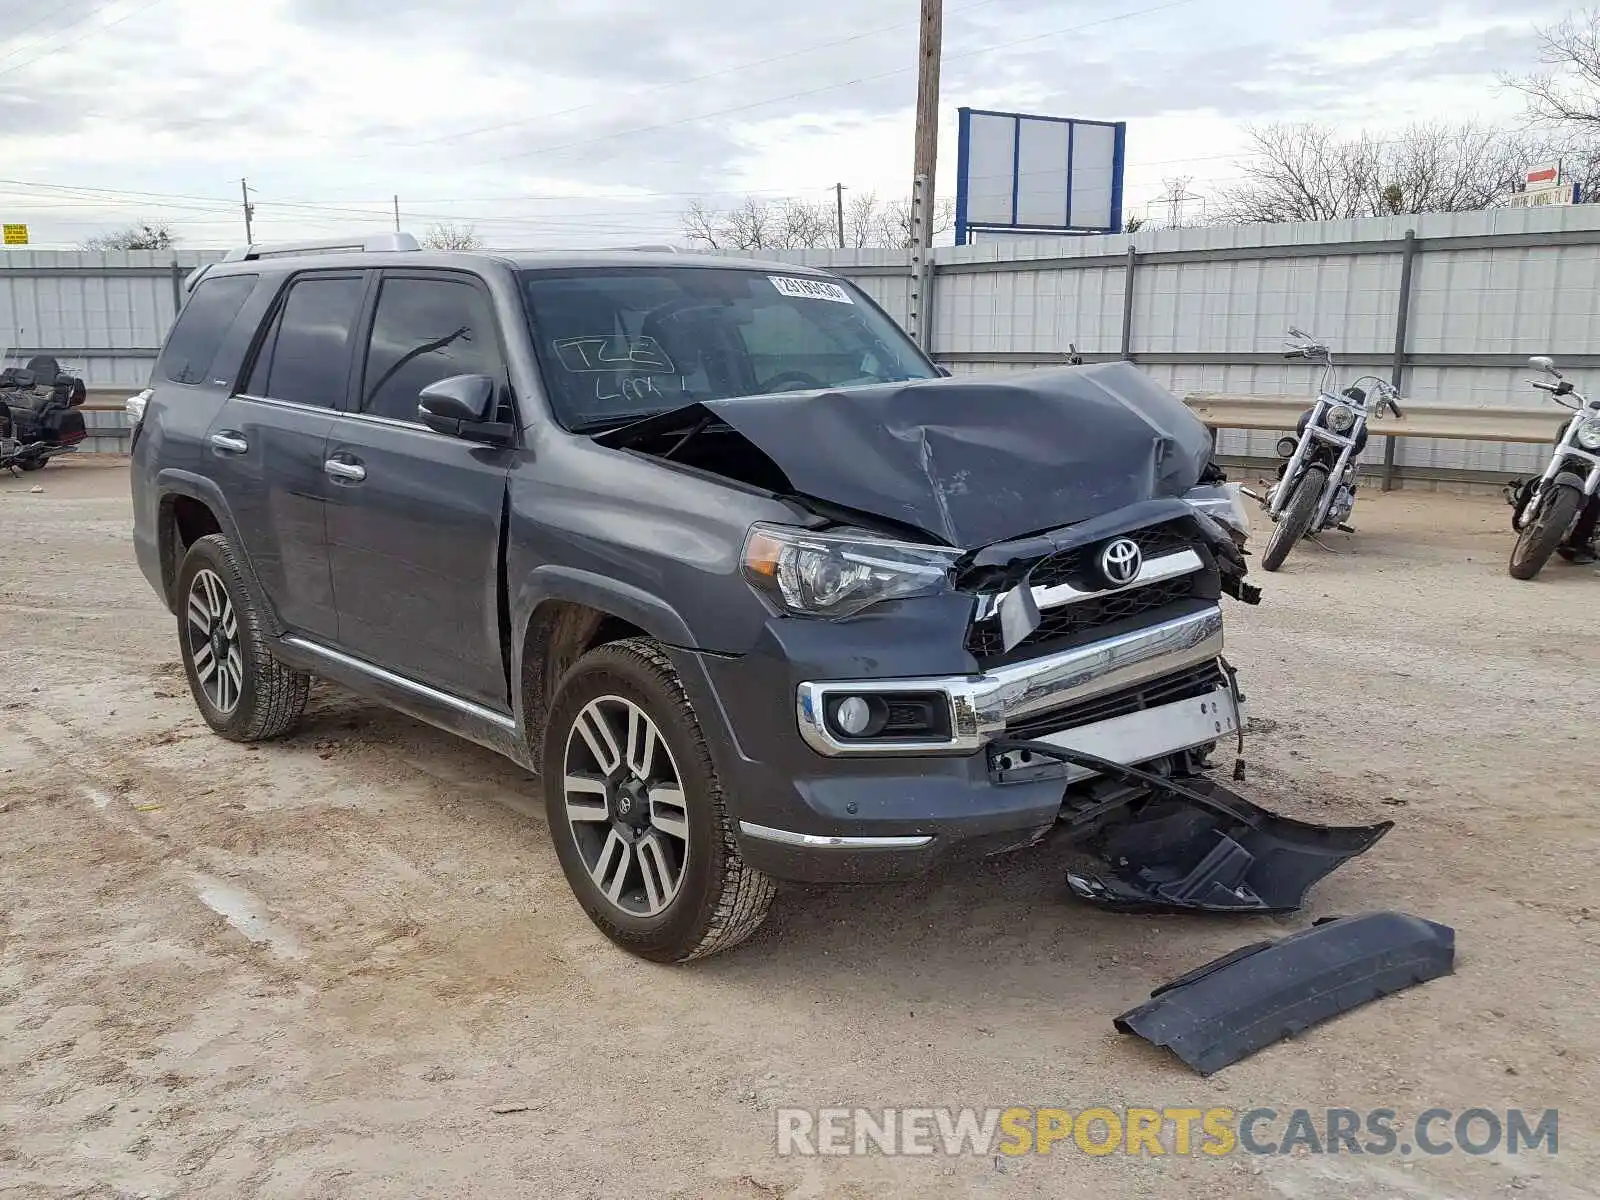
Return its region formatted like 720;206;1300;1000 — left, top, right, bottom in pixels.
509;565;700;767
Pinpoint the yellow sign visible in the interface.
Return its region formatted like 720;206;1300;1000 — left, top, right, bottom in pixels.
3;224;28;246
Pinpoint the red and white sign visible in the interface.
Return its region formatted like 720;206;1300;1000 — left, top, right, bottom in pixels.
1526;164;1561;187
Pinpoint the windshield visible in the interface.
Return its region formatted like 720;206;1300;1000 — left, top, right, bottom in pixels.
518;266;937;429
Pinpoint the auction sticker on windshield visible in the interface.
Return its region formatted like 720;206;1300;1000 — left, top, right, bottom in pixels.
769;276;854;304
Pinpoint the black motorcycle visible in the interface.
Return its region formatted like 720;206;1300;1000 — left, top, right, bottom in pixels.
1504;355;1600;577
0;355;88;474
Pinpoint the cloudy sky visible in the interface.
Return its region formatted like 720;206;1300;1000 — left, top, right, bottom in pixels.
0;0;1574;248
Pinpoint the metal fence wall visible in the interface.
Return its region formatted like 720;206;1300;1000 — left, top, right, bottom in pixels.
10;210;1600;476
0;249;226;390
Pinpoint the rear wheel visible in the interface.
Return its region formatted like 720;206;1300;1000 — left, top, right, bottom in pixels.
1260;465;1327;572
18;458;45;472
176;534;310;741
543;638;775;962
1509;484;1583;581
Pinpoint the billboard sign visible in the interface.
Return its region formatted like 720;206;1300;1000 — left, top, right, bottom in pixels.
954;107;1126;244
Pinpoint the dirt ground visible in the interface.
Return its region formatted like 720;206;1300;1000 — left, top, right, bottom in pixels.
1;458;1597;1200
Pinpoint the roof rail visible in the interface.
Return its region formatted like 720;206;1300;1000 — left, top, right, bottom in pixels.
599;243;680;253
223;232;421;262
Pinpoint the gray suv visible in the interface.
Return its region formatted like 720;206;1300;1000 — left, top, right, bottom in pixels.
128;233;1292;962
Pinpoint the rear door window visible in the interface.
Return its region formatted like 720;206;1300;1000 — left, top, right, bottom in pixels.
359;275;504;423
161;274;258;385
246;274;367;407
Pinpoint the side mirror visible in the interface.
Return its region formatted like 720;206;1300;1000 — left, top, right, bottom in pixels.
418;374;514;444
1529;355;1561;378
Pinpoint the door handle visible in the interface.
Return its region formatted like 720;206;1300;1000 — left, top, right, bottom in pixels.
324;458;366;483
209;432;248;454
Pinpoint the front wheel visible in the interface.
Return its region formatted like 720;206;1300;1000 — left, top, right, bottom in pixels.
543;638;775;962
1260;465;1328;572
1509;484;1583;580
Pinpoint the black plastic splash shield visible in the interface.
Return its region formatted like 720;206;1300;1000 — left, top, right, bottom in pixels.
1064;779;1393;913
992;740;1392;915
1114;911;1456;1075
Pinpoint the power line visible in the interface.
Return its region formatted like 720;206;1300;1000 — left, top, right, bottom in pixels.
0;0;95;62
0;0;170;75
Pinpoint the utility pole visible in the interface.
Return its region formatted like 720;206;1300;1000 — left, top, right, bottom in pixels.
240;178;255;245
835;183;846;248
911;0;942;251
393;194;401;233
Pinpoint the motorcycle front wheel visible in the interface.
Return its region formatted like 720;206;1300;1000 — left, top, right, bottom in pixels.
1509;484;1583;580
1260;465;1328;572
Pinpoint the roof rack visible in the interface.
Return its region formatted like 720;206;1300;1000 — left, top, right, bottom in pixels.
223;232;421;262
598;243;680;253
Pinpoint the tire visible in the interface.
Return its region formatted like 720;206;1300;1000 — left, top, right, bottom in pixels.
542;637;775;962
1260;466;1328;572
18;458;45;472
176;533;310;741
1509;484;1583;581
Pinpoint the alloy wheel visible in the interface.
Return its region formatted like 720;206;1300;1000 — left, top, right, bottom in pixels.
562;696;691;917
185;567;244;714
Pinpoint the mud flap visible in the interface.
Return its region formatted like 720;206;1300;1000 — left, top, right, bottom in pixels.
1064;779;1393;913
1114;911;1455;1074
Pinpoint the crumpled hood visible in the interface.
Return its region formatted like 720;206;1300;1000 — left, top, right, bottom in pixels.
699;362;1215;547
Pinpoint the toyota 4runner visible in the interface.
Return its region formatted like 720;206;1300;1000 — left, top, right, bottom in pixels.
128;233;1382;963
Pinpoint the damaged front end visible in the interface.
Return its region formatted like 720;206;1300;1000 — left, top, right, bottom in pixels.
595;363;1382;911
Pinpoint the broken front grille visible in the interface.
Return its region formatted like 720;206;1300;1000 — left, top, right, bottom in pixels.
1005;659;1228;741
965;519;1211;663
1026;520;1194;590
966;572;1204;660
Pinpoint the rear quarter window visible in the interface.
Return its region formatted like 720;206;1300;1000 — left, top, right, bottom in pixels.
159;274;259;386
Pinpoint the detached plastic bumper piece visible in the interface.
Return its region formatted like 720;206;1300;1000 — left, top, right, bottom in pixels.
1114;911;1456;1075
1063;779;1393;914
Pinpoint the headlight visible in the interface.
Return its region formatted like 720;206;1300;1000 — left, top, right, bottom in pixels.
1275;436;1297;457
125;388;151;426
1324;403;1356;433
1577;418;1600;452
741;523;959;618
1183;483;1251;539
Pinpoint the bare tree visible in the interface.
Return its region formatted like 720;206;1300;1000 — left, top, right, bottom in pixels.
1501;12;1600;201
1504;9;1600;129
865;195;955;248
773;196;835;249
421;221;484;250
82;222;178;250
682;198;726;250
1214;121;1533;223
681;192;953;250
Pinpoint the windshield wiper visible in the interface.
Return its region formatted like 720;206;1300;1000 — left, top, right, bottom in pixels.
570;410;667;433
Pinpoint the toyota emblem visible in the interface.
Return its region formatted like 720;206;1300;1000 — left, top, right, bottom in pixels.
1099;538;1143;586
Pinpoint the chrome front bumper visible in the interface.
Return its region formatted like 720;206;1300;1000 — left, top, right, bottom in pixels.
796;605;1225;756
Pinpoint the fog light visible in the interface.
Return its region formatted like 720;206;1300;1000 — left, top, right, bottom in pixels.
834;695;874;736
1275;436;1297;457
